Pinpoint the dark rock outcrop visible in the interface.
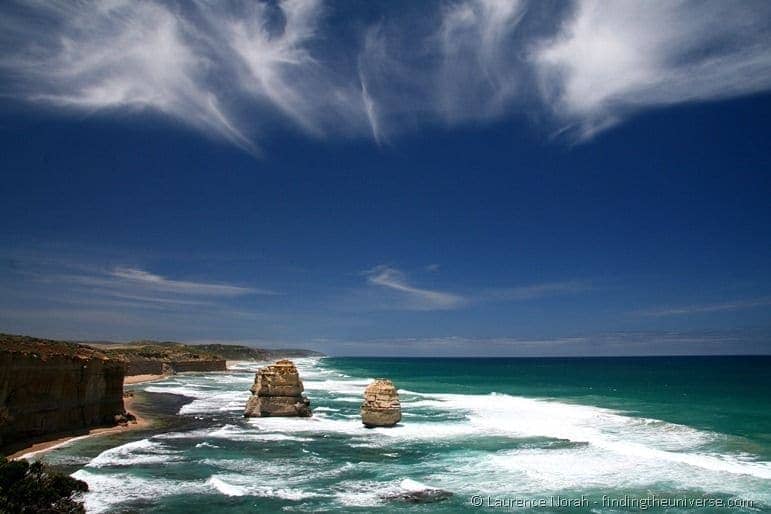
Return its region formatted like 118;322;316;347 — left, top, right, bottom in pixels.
124;360;166;376
361;379;401;428
0;334;126;454
244;360;311;417
384;488;453;504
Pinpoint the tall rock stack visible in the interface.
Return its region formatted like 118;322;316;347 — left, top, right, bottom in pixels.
244;359;312;417
361;379;401;428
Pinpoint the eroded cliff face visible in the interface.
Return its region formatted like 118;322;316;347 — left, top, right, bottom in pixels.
244;359;311;417
0;335;126;454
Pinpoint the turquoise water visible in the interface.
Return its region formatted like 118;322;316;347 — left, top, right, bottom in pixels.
35;356;771;512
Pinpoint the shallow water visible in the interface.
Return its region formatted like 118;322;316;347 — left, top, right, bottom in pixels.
39;356;771;512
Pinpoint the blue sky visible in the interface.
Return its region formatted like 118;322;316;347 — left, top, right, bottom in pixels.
1;0;770;355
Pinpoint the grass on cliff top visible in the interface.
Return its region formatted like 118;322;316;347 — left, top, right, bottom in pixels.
99;343;222;362
0;334;220;362
1;333;324;362
0;334;110;360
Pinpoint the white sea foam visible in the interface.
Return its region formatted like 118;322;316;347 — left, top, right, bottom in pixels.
72;470;206;513
400;478;435;492
303;378;373;395
419;392;771;480
158;424;314;443
206;474;320;500
333;477;443;507
70;358;771;511
85;438;182;468
313;406;340;412
206;476;248;496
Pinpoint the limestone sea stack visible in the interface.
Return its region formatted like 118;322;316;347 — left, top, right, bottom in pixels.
361;379;401;428
244;359;311;417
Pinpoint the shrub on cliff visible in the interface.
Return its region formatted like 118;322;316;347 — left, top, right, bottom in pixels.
0;457;87;513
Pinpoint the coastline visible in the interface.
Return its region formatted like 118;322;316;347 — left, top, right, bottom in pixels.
7;369;226;461
10;391;151;460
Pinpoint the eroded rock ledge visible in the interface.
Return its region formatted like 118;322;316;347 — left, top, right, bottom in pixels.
361;379;401;428
244;359;311;417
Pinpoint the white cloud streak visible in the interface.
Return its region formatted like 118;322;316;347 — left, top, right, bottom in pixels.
108;267;261;296
1;0;770;147
365;265;466;311
38;265;273;306
363;265;590;311
636;297;771;318
480;280;591;301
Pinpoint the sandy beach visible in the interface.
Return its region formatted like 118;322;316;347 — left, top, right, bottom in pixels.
10;390;151;460
124;373;168;385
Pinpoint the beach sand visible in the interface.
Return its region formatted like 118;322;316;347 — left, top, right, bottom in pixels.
10;390;151;460
124;373;168;385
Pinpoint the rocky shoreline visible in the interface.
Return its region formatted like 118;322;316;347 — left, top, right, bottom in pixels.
1;333;323;457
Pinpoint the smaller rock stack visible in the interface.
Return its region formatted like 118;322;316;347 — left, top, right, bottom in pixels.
244;359;311;417
361;379;401;428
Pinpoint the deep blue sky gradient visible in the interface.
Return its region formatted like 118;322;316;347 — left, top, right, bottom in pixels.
1;90;770;354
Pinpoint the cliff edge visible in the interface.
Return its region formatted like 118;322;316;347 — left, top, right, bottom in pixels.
0;334;126;455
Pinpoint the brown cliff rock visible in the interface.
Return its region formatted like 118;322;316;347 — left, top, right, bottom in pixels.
244;359;311;417
0;334;126;454
361;379;401;428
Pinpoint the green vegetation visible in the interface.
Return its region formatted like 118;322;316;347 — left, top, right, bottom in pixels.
98;341;323;361
102;342;220;361
0;457;87;513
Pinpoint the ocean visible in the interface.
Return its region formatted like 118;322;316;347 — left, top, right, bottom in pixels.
39;356;771;512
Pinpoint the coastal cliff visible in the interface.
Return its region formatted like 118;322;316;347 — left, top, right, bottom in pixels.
97;342;227;376
0;335;126;454
93;341;321;376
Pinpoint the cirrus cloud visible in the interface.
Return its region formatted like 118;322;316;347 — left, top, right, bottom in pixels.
1;0;770;149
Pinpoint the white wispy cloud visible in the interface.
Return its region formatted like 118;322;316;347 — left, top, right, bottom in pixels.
355;0;529;139
636;297;771;318
362;265;590;311
364;265;467;311
38;265;274;304
480;280;591;301
108;267;260;296
533;0;771;139
0;0;368;152
1;0;770;147
0;1;254;149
